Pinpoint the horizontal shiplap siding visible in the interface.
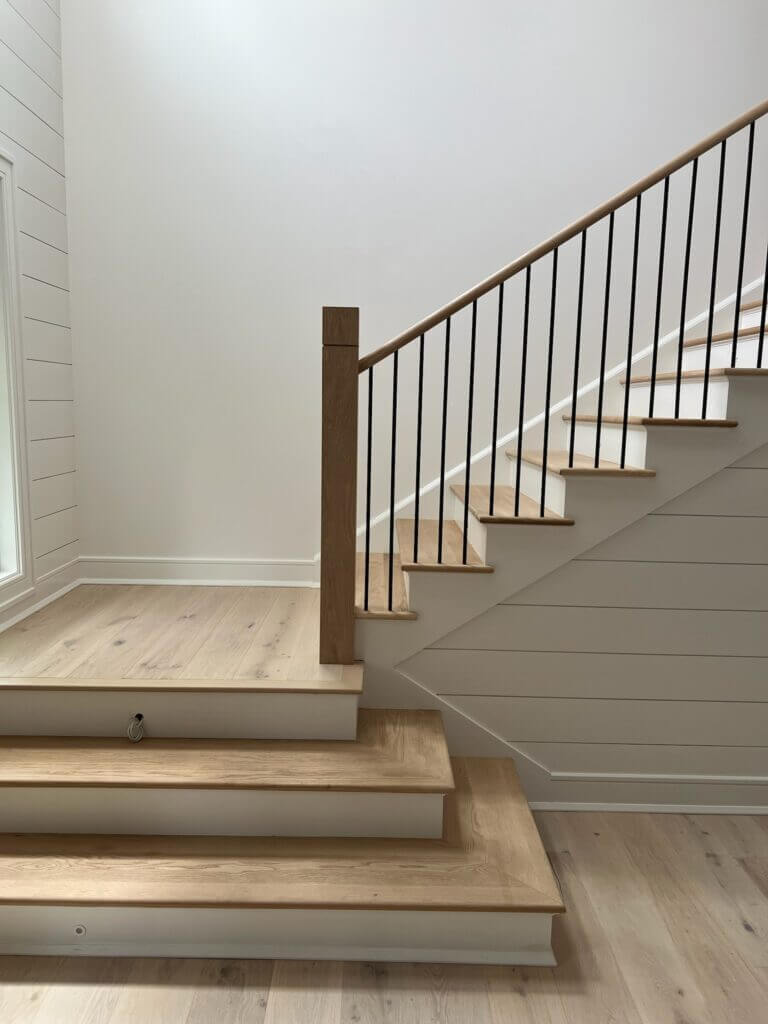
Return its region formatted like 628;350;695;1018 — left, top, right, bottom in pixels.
0;0;77;584
408;447;768;794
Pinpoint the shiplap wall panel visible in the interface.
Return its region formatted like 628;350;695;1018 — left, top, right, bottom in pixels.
30;471;75;518
451;695;768;747
16;188;67;250
407;649;768;702
1;0;75;590
24;359;72;399
413;455;768;798
26;397;73;439
19;231;68;288
0;1;61;93
502;560;768;610
28;436;75;479
22;317;70;362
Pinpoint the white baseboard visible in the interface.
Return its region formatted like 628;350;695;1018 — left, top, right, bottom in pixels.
531;802;768;814
78;554;320;587
0;571;80;635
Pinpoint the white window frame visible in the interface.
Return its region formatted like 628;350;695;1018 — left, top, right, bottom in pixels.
0;149;33;609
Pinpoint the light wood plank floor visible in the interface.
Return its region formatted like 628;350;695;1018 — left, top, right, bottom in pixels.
0;810;766;1022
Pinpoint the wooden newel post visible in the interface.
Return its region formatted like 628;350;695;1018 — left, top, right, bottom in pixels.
320;306;359;664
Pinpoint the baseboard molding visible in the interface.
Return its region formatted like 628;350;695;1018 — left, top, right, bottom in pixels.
531;802;768;814
0;569;80;635
79;554;320;587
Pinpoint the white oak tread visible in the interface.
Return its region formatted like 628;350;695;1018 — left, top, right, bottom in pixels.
741;297;765;312
0;665;364;695
506;449;655;477
396;518;492;572
625;367;768;384
682;324;765;349
0;758;562;914
0;709;454;794
355;553;416;620
564;413;738;428
451;483;574;525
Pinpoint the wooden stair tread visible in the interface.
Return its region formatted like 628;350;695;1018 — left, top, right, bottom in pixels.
507;449;655;477
451;484;573;525
0;665;364;695
0;709;453;793
741;298;765;313
355;553;415;620
0;758;563;914
624;367;768;384
564;413;738;428
396;519;491;571
682;324;765;349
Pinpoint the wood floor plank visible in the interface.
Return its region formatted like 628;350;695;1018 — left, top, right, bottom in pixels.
233;589;320;679
180;588;279;679
184;959;273;1024
264;959;342;1024
104;958;201;1024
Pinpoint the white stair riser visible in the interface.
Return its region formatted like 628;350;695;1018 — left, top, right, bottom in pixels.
569;422;647;467
0;788;444;838
741;308;765;330
450;489;488;560
507;457;566;516
627;379;730;418
0;905;556;965
682;337;760;371
0;690;358;740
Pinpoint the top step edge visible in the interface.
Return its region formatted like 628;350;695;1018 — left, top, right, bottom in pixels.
564;414;737;428
0;667;364;695
682;325;763;349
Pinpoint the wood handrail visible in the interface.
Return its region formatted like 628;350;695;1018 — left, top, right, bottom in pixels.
358;95;768;373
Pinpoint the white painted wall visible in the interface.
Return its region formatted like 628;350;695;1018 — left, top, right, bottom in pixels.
0;0;79;628
405;443;768;806
59;0;768;579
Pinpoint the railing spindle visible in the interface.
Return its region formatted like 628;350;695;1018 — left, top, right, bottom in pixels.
412;335;424;562
387;351;398;610
758;244;768;369
513;267;531;516
488;283;504;517
363;366;373;611
594;211;615;467
540;249;558;515
462;301;478;562
731;121;755;367
649;175;670;418
437;317;451;563
702;140;727;418
620;195;642;467
568;230;587;467
675;157;699;419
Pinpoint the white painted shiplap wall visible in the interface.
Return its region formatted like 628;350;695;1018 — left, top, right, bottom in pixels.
405;443;768;807
0;0;78;624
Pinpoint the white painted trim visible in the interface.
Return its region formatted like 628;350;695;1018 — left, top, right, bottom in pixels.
0;906;556;965
531;801;768;814
79;554;320;587
0;575;78;633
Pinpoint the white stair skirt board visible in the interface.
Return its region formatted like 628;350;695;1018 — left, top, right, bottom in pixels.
682;336;760;371
0;789;444;838
0;689;359;740
0;905;556;966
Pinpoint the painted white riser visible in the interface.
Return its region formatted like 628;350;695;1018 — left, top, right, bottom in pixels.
0;787;444;838
508;456;566;515
0;689;359;740
627;378;730;418
682;337;759;371
569;421;647;467
741;307;765;330
450;489;488;561
0;905;556;965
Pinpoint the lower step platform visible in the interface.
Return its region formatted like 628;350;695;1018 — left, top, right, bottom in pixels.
0;758;564;964
0;709;453;838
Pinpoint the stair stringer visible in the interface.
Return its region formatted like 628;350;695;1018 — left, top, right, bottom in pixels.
357;375;768;803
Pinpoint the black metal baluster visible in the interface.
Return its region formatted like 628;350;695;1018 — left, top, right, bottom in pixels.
412;334;424;562
702;140;727;418
462;301;478;562
649;175;670;418
620;195;642;467
387;351;398;610
732;121;756;367
488;283;504;517
514;267;531;516
540;248;558;515
363;366;373;611
758;244;768;369
437;317;451;563
568;230;587;467
675;157;698;419
594;211;615;467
